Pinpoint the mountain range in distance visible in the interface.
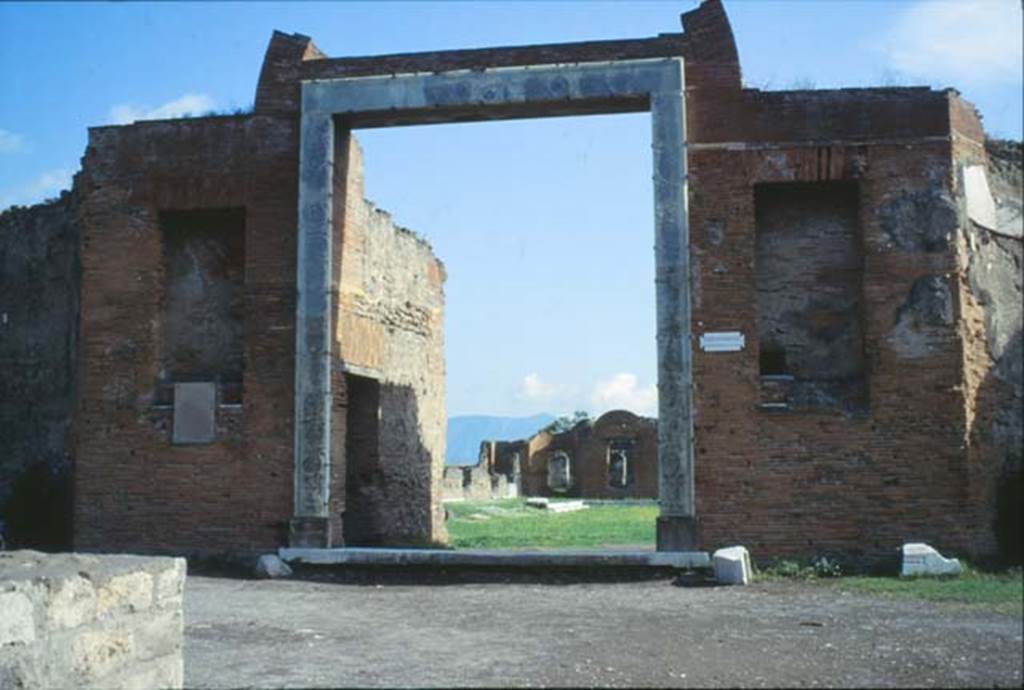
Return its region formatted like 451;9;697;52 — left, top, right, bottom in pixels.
446;413;555;465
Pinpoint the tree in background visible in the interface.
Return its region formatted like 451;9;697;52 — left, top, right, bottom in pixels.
543;410;591;435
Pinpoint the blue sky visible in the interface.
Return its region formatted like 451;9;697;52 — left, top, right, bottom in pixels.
2;1;1021;418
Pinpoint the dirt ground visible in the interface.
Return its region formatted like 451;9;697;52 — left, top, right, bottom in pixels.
184;571;1023;688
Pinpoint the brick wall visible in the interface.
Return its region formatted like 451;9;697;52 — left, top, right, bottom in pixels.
74;115;299;553
73;101;447;552
0;196;79;549
40;0;1019;561
334;136;447;545
688;87;985;562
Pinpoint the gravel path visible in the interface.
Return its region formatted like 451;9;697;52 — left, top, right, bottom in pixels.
184;573;1023;688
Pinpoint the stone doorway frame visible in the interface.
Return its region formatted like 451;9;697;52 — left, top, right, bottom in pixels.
291;57;696;551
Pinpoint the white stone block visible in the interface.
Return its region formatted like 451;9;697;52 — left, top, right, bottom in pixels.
901;543;962;577
713;546;752;586
254;554;292;579
546;500;586;513
525;497;549;509
0;591;36;645
155;559;187;608
47;574;97;629
70;628;135;679
97;572;153;618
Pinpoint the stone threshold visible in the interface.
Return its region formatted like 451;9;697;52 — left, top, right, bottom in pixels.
278;547;710;569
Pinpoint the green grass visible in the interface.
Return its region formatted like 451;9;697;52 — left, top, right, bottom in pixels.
445;498;657;549
756;558;1022;615
837;566;1023;615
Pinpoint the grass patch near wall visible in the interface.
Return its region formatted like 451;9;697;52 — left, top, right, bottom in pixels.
837;566;1023;615
757;558;1022;615
445;498;657;549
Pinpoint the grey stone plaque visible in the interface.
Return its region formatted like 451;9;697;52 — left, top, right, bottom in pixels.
173;382;216;444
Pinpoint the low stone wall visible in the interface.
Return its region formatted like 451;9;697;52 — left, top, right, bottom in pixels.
441;466;515;502
0;550;185;689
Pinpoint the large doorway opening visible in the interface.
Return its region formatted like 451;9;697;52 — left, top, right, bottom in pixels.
290;57;697;552
359;113;658;550
342;372;382;546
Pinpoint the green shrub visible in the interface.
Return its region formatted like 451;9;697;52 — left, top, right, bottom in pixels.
757;555;842;580
811;556;843;578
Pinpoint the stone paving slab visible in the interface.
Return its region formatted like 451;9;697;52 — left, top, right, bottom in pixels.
278;547;710;569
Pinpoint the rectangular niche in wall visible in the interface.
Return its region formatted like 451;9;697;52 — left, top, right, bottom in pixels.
754;182;867;413
159;208;246;405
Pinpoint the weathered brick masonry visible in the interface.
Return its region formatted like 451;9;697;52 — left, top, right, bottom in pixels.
444;410;659;501
71;32;446;552
488;411;660;500
679;11;1019;561
1;0;1018;561
0;195;79;549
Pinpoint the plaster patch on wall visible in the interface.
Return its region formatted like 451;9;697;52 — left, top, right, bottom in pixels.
888;275;954;359
963;165;997;231
877;187;958;252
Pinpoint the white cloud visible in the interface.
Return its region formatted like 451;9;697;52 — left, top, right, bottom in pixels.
0;129;25;154
0;167;73;210
109;93;216;125
877;1;1023;86
517;373;562;401
589;372;657;417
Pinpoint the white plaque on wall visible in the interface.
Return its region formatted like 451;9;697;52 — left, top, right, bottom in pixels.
699;331;745;352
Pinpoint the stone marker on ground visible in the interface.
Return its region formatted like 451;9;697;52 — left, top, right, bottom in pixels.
901;542;962;577
546;500;587;513
254;554;292;579
712;546;752;585
525;497;586;513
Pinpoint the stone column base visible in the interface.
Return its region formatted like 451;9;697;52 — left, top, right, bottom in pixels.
289;517;331;548
656;516;698;552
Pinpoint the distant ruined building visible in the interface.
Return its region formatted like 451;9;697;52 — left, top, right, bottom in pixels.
0;0;1020;563
442;410;659;501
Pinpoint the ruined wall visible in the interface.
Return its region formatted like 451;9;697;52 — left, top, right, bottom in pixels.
20;0;1019;562
74;113;300;554
0;195;79;549
689;86;979;563
950;103;1023;563
440;465;511;502
441;442;515;502
0;551;185;689
71;30;446;553
754;181;866;412
333;136;448;546
516;412;658;500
